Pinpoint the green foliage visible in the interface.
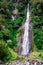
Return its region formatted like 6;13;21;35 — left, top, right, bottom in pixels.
29;50;43;60
5;16;23;48
0;0;27;62
0;40;12;61
30;0;43;50
0;0;16;18
0;0;43;62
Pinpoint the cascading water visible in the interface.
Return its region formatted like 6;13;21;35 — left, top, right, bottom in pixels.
21;4;30;55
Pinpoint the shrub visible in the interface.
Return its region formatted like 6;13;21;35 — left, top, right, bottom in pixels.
0;40;12;62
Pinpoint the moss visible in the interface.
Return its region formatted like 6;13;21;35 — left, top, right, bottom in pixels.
31;28;37;51
29;51;43;60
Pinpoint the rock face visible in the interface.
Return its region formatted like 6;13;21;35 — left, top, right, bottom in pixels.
12;8;18;20
0;59;43;65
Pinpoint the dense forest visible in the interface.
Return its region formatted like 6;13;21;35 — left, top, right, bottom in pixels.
0;0;43;62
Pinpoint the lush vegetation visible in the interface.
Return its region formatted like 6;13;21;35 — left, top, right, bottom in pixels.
29;0;43;60
29;0;43;50
0;0;28;62
0;0;43;62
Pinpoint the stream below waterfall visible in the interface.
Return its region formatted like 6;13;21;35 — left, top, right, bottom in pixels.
1;59;43;65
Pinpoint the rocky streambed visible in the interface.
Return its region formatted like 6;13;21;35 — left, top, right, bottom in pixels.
0;59;43;65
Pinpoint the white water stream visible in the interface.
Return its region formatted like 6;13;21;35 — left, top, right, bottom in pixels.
21;4;30;55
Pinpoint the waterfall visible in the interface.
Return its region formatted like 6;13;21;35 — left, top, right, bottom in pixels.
21;4;30;55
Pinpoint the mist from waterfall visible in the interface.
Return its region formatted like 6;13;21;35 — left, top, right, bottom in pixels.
21;4;30;55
